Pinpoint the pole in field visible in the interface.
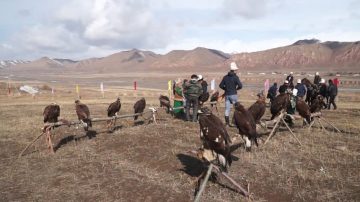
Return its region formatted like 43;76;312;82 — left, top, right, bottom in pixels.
168;80;172;99
210;79;216;91
7;78;11;96
134;81;137;91
76;84;80;99
100;82;104;98
264;79;269;97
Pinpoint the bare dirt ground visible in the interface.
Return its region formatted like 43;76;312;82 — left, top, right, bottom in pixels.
0;75;360;202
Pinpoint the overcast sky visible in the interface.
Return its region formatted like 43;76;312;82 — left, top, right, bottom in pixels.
0;0;359;60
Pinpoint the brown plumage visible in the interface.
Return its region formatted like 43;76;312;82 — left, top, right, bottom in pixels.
210;91;220;103
296;98;311;124
159;95;171;113
75;100;92;131
107;97;121;117
233;102;259;151
43;103;60;123
270;93;290;120
134;98;146;120
248;93;266;124
310;95;326;113
199;92;210;104
198;109;232;171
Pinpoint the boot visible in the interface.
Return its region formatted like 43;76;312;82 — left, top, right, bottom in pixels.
225;116;234;127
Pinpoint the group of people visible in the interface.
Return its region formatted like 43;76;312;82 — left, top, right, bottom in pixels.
267;72;339;110
170;63;339;128
170;74;208;122
170;62;242;126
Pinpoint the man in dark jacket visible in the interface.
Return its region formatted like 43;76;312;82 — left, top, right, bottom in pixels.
327;79;337;110
314;72;321;85
286;72;294;89
319;79;328;107
295;79;306;99
219;62;242;126
279;80;289;94
267;82;277;103
183;74;203;122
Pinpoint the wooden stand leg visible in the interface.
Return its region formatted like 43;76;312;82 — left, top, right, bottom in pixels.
264;117;281;145
281;118;302;146
320;117;341;133
194;164;213;202
308;118;316;130
47;128;55;154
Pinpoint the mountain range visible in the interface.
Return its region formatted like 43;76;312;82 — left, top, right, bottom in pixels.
2;39;359;73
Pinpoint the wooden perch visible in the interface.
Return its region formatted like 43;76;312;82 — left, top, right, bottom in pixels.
44;110;154;128
188;150;249;197
194;164;213;202
19;109;157;158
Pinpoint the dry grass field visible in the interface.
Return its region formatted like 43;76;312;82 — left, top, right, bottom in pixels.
0;78;360;202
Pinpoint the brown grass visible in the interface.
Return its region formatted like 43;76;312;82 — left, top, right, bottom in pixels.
0;83;359;202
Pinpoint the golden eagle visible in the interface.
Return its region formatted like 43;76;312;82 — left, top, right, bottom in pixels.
134;98;146;120
198;108;232;172
233;102;259;151
107;97;121;117
75;100;92;131
43;103;60;123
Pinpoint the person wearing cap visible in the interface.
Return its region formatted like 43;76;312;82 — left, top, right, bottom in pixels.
197;75;208;94
219;62;242;127
267;82;278;104
183;74;203;122
314;72;321;85
295;79;306;99
327;79;337;110
286;72;294;89
278;80;289;94
319;78;328;107
284;88;298;127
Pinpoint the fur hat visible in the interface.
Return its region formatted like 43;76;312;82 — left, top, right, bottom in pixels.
284;80;289;84
197;75;203;80
297;79;301;83
315;72;319;76
320;78;325;84
230;62;239;70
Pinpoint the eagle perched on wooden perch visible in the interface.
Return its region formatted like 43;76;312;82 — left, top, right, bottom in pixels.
270;93;290;120
296;98;311;124
107;97;121;117
75;100;92;131
198;108;232;172
134;98;146;120
248;92;266;124
159;95;171;113
43;103;60;123
233;102;259;151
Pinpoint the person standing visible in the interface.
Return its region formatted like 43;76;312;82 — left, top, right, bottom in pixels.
197;75;208;94
319;79;328;107
327;79;338;110
267;82;278;103
183;74;203;122
314;72;321;85
173;78;184;118
295;79;306;99
219;62;242;127
278;80;289;94
286;72;294;89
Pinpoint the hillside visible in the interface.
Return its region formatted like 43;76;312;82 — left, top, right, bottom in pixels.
2;40;360;73
231;40;360;71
